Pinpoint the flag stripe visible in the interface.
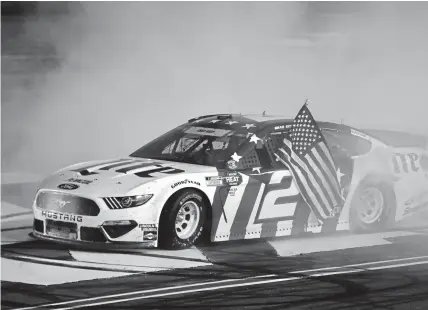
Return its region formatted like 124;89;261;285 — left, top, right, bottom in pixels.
314;144;342;202
305;153;336;207
279;147;330;218
282;139;334;216
311;147;342;204
282;141;332;215
311;146;338;189
319;143;339;178
275;103;343;221
275;153;324;220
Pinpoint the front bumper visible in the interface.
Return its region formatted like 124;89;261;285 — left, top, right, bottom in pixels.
32;190;160;248
31;230;157;249
32;217;159;248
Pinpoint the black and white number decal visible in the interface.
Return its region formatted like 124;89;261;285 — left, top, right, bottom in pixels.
254;170;301;223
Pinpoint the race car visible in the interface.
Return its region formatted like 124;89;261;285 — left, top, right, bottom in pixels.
32;113;428;249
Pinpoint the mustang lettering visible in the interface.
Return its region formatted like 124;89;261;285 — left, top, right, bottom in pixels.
41;211;83;222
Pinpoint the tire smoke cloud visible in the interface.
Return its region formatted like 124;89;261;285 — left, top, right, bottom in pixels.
2;2;428;174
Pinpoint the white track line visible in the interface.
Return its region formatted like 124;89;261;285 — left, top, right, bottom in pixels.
57;260;428;310
13;275;275;310
1;252;148;273
13;255;428;310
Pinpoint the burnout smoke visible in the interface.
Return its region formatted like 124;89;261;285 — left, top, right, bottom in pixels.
2;2;428;175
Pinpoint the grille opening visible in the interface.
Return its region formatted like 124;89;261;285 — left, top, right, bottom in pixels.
36;191;100;216
33;219;44;233
80;227;107;242
103;222;138;239
46;219;77;229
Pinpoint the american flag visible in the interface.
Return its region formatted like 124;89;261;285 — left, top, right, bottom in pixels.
274;103;343;221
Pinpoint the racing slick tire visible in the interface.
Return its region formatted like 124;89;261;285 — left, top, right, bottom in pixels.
349;178;396;233
158;189;207;250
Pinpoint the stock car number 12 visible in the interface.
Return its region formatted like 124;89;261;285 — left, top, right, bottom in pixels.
254;170;301;223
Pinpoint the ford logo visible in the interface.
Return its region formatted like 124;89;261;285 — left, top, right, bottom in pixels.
57;183;79;190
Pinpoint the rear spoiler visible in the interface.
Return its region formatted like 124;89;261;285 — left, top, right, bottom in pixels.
362;129;428;149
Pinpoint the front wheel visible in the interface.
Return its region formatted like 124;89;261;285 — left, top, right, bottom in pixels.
349;180;396;233
158;189;207;250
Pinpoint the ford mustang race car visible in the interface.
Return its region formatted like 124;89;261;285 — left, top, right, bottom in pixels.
32;113;428;249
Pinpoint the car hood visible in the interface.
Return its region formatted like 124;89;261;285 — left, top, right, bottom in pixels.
39;157;217;197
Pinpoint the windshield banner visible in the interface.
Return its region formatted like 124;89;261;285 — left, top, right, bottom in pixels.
185;126;232;137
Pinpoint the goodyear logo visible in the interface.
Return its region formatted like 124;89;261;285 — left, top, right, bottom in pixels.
171;179;201;189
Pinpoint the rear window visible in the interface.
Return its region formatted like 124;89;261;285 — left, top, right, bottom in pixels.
264;128;372;160
322;129;372;156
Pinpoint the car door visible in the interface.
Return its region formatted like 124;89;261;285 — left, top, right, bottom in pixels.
220;129;304;240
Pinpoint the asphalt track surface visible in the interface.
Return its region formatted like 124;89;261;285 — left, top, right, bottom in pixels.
3;232;428;310
3;178;428;310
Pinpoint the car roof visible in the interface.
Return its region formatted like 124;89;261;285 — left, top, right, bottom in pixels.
187;113;353;133
186;113;427;148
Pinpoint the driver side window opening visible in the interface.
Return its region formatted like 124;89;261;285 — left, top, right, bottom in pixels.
234;137;273;171
265;131;288;164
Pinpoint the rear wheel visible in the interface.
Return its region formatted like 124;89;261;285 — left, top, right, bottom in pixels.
349;180;396;233
158;189;207;249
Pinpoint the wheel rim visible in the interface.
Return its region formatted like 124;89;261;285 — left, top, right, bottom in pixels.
358;187;384;224
175;201;201;240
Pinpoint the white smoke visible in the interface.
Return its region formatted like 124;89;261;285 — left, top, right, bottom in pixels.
2;2;428;174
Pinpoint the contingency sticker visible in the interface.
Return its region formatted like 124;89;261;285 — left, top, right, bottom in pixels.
139;224;158;241
205;172;243;187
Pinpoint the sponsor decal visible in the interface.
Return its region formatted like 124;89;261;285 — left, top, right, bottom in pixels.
392;152;420;174
274;124;291;131
171;179;201;189
67;178;93;185
139;224;158;241
143;230;158;241
41;211;83;222
58;183;79;190
205;176;224;187
227;187;238;196
184;126;232;137
206;172;243;187
72;159;185;178
226;160;238;170
139;224;157;229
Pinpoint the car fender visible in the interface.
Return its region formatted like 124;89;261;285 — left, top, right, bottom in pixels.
129;174;215;226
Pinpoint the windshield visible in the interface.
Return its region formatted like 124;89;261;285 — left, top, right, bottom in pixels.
130;124;249;167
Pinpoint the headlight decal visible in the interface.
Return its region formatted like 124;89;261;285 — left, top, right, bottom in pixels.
102;194;153;209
